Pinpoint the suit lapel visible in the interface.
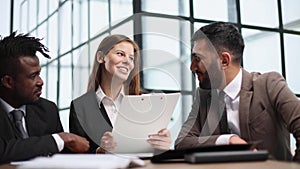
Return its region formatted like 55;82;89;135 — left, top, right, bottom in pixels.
73;91;113;145
99;102;113;127
0;105;22;139
239;69;254;140
201;89;221;135
25;105;48;136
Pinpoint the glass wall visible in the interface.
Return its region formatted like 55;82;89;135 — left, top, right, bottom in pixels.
0;0;11;36
3;0;299;149
11;0;135;132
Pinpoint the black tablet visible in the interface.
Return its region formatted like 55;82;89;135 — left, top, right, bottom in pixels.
185;150;269;163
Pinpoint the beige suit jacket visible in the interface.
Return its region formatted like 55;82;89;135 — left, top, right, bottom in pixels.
175;69;300;161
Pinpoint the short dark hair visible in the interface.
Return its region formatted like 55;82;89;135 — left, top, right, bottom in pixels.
192;22;244;64
0;32;50;78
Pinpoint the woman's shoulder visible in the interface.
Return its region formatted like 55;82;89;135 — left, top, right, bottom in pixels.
73;90;97;103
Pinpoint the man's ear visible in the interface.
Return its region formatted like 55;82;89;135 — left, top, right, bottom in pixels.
220;52;231;69
96;51;105;63
1;75;14;89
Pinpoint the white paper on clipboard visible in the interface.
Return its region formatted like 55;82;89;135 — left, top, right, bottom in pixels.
112;93;180;154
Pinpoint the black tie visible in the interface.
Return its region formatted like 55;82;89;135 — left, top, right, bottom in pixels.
11;110;29;139
219;91;230;134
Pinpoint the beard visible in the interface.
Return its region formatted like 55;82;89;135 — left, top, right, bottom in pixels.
198;71;211;89
198;63;225;90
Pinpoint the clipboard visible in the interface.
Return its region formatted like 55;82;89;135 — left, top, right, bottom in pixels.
112;93;180;154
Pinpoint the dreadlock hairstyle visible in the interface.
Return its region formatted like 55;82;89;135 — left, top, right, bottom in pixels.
0;31;50;78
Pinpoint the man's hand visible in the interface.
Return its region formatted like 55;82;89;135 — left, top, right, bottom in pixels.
229;135;257;151
147;128;172;150
58;132;90;153
229;135;248;144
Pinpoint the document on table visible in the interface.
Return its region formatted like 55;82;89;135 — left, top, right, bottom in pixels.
112;93;180;154
15;154;145;169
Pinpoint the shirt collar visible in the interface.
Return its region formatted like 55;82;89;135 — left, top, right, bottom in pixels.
223;68;242;100
96;85;125;102
0;97;26;115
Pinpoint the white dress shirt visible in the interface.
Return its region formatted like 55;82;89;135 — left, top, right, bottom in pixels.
95;86;124;127
0;98;64;151
216;68;242;145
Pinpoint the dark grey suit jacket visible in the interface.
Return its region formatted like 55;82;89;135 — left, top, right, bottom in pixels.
0;98;63;164
175;69;300;161
69;91;112;153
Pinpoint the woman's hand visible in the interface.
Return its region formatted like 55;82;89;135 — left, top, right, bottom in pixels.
97;131;117;153
147;128;171;150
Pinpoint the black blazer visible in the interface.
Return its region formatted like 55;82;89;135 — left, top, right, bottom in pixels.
0;98;63;164
69;91;113;153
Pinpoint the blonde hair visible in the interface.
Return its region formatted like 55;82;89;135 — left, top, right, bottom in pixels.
87;34;140;95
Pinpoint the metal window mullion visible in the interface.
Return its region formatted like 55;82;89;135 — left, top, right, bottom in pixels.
27;0;29;32
87;0;91;82
277;0;286;79
71;0;75;99
45;0;50;98
236;0;243;66
189;0;195;100
10;0;14;33
133;0;143;88
56;0;62;108
228;0;237;23
108;0;112;34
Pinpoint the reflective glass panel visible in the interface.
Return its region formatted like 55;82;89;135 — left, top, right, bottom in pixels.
142;16;192;91
281;0;300;31
20;1;28;32
242;29;281;73
59;1;72;54
59;109;70;132
284;34;300;93
142;0;189;17
29;0;37;31
111;0;133;23
48;13;58;59
38;0;48;24
46;61;58;103
90;0;109;38
49;0;58;14
73;45;90;98
240;0;279;28
111;20;134;37
0;0;10;35
193;0;235;22
73;0;88;47
59;53;72;108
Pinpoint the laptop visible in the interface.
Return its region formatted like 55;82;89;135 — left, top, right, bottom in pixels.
151;144;269;163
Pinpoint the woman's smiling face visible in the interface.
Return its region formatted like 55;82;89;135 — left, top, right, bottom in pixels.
102;41;135;82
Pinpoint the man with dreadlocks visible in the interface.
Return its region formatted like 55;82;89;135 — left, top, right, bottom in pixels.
0;32;90;164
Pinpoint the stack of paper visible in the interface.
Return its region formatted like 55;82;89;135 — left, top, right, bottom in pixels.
15;154;145;169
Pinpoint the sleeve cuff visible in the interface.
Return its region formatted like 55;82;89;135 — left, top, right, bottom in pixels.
215;134;236;145
52;134;65;152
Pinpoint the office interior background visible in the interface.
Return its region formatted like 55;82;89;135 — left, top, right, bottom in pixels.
0;0;299;150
